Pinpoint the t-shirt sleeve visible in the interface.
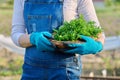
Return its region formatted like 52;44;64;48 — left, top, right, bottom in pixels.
77;0;100;26
11;0;26;47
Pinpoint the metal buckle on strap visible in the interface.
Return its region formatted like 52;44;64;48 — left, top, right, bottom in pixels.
75;54;79;57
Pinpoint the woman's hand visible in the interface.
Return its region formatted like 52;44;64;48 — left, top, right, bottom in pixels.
30;32;55;52
64;35;103;55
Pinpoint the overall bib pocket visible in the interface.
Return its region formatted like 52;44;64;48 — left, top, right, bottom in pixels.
27;15;52;33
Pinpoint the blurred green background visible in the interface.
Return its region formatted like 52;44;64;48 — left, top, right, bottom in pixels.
0;0;120;79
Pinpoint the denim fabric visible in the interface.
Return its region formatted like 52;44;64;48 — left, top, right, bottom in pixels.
21;56;82;80
21;0;82;79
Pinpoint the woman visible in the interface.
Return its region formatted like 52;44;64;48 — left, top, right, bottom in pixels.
11;0;105;80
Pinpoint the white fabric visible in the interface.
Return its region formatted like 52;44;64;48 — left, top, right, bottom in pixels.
11;0;103;46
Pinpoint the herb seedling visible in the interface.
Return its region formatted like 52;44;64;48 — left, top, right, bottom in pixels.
53;15;102;41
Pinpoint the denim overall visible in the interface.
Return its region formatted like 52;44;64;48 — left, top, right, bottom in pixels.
21;0;82;80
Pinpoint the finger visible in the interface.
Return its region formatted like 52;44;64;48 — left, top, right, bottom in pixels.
40;34;56;49
42;32;53;39
40;34;52;46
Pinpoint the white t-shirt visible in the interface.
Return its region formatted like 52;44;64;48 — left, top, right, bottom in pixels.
11;0;102;46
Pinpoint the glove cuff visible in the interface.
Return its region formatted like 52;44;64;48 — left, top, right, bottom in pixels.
93;41;103;54
30;32;38;45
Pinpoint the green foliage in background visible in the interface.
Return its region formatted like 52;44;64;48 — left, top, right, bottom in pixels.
0;47;23;78
0;52;23;76
6;0;13;5
0;58;23;76
115;0;120;3
105;0;113;6
105;0;120;6
0;0;13;5
114;0;120;5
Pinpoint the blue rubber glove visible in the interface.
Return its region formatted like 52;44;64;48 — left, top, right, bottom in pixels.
30;32;55;52
64;35;103;55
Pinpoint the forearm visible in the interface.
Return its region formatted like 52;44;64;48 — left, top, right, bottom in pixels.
11;25;32;48
19;34;32;48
